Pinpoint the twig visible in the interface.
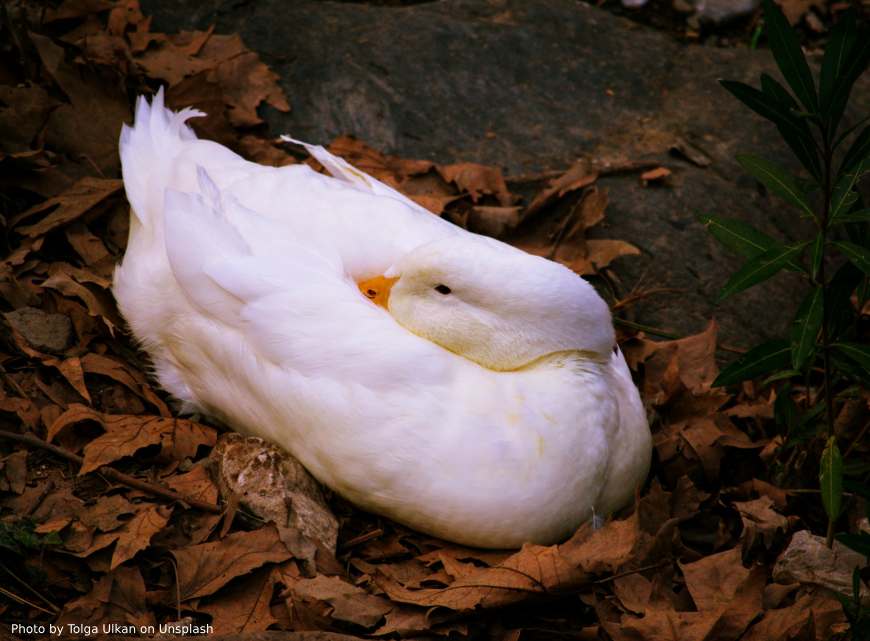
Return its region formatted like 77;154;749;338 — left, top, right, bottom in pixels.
0;563;59;613
0;430;221;514
338;528;384;551
505;169;564;184
612;288;684;311
593;560;671;584
843;420;870;459
0;585;55;615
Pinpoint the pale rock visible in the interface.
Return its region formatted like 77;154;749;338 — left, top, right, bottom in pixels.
773;530;869;604
210;433;339;553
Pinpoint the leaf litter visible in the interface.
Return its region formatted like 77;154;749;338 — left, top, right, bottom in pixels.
0;1;862;639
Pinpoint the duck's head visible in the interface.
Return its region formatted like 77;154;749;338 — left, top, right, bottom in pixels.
359;236;615;371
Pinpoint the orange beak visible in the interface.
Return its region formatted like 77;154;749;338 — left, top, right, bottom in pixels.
358;275;399;310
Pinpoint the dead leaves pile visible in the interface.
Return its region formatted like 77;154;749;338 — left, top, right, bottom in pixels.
0;1;855;640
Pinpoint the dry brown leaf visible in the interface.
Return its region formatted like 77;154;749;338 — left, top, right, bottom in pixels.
111;504;172;569
742;590;846;641
199;567;279;635
30;32;130;173
524;160;598;217
13;177;122;237
292;575;392;628
437;162;514;205
47;404;215;473
0;450;27;495
585;239;641;271
172;525;293;600
640;166;672;185
164;463;219;505
734;496;791;549
81;415;215;473
57;565;155;629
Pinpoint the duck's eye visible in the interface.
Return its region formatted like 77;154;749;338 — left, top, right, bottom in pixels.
434;284;452;295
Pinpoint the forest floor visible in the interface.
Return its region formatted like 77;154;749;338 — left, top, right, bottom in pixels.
0;1;868;641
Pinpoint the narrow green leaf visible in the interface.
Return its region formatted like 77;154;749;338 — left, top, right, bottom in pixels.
762;0;817;113
809;232;824;281
827;38;870;137
723;80;821;179
760;72;799;108
819;11;857;130
761;369;802;386
790;286;823;370
833;342;870;372
820;436;843;521
829;166;865;224
713;339;791;387
833;240;870;276
736;154;815;218
718;243;807;301
841;125;870;175
832;208;870;225
698;214;778;258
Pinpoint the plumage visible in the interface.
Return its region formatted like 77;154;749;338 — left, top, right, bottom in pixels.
113;89;652;548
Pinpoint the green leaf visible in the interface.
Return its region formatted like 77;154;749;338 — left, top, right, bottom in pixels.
841;124;870;175
736;154;815;218
833;240;870;276
723;80;821;179
762;0;817;113
827;38;870;138
809;232;824;281
759;74;822;180
713;339;791;386
790;286;823;370
819;11;858;131
833;342;870;373
831;208;870;225
820;436;843;521
761;368;802;385
829;167;865;224
718;242;807;301
698;214;778;257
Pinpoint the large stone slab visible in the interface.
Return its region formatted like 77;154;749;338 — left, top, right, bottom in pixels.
142;0;867;348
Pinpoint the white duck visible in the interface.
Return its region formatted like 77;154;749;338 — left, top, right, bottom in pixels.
113;89;652;549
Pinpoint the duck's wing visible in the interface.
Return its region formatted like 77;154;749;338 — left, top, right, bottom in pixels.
162;169;451;387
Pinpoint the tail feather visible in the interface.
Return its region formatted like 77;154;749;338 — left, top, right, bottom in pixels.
119;87;204;226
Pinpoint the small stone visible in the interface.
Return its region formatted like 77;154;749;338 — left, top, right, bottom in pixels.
693;0;761;24
210;433;339;553
773;529;870;604
4;306;73;353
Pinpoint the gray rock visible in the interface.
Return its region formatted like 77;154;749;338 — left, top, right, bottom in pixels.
693;0;761;25
141;0;868;349
210;434;339;553
4;306;73;353
773;529;870;604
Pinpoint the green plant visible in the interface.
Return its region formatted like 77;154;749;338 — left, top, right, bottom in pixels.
700;0;870;550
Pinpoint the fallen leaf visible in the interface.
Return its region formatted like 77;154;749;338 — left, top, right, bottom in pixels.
111;504;172;569
199;567;279;635
13;177;123;237
172;525;293;600
437;162;514;205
